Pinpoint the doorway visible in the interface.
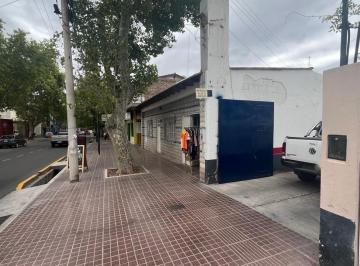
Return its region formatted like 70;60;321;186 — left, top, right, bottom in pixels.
157;123;161;153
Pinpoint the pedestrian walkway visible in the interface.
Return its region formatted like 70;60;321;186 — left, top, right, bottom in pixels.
0;142;318;265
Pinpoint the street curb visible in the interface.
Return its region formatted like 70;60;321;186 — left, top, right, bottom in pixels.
0;162;68;233
16;155;66;191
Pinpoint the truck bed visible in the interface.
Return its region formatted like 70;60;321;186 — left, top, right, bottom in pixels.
284;137;321;165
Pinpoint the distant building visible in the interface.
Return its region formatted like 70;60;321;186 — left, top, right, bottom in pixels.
133;0;322;184
0;110;28;136
126;74;184;145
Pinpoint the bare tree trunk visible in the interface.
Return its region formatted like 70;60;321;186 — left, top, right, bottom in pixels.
107;8;135;174
107;100;134;174
28;122;34;139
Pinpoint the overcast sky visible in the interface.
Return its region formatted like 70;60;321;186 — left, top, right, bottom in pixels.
0;0;359;77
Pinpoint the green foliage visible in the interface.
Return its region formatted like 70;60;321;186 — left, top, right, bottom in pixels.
323;0;360;32
70;0;200;103
0;24;66;127
75;72;115;128
70;0;200;171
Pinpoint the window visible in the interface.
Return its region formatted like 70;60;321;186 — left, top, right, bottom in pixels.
164;117;176;142
147;120;153;137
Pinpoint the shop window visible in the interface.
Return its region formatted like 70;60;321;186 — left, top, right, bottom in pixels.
147;120;153;137
164;117;176;142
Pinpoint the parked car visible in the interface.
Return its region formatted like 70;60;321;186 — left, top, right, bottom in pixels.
0;135;27;148
281;122;322;182
45;131;53;138
51;132;68;147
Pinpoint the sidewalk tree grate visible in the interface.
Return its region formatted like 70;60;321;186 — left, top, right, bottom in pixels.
167;202;186;211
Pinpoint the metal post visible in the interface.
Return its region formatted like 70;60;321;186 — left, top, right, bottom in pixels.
61;0;79;182
97;113;101;155
354;23;360;63
340;0;349;66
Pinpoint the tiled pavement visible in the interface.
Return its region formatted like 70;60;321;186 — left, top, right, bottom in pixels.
0;142;319;265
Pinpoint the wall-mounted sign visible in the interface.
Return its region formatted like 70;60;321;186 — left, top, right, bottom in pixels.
196;88;212;99
125;112;131;121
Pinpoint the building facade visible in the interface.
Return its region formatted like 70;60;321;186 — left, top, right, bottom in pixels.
126;74;184;145
135;0;322;184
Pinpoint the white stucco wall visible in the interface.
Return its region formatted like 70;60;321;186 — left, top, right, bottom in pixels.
0;110;18;120
228;68;323;148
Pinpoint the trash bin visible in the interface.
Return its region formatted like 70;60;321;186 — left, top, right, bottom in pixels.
77;134;87;146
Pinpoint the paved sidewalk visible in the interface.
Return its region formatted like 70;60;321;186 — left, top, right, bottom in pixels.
0;143;318;265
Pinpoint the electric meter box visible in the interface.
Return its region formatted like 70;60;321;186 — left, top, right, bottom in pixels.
327;135;347;161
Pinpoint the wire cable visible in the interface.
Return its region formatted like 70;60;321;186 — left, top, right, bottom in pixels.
184;25;200;44
230;2;289;67
237;0;284;48
0;0;22;9
229;30;270;67
40;0;56;32
32;0;52;35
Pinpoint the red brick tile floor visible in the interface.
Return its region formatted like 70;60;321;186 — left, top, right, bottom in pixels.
0;142;318;265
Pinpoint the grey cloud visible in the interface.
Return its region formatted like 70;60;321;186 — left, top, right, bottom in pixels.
0;0;356;76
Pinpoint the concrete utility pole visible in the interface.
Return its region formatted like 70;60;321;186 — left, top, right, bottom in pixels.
354;23;360;63
61;0;79;182
340;0;349;66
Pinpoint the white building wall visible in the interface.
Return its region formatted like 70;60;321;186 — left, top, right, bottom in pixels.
229;68;323;148
0;110;18;120
198;0;323;182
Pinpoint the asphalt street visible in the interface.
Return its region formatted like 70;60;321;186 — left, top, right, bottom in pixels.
0;138;66;199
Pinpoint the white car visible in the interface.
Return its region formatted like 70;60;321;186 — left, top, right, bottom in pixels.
45;131;53;138
281;122;322;182
51;132;68;147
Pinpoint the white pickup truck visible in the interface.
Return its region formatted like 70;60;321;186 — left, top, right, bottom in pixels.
50;132;68;147
281;122;322;182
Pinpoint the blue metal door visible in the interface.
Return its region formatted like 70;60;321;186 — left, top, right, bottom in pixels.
218;99;274;183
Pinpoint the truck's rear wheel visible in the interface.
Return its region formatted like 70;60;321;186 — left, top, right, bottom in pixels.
296;172;317;182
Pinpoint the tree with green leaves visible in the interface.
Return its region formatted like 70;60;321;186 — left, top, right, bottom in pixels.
0;21;66;136
70;0;200;174
323;0;360;32
75;72;114;129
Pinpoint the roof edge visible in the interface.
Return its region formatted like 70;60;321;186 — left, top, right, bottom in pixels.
230;67;314;71
136;72;201;111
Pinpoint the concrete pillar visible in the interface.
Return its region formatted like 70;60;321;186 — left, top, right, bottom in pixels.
199;0;231;183
320;64;360;265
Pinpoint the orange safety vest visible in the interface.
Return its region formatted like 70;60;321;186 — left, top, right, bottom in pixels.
180;129;189;151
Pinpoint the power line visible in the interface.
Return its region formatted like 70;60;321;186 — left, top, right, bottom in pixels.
233;1;294;66
284;11;334;25
32;0;52;35
185;23;269;67
230;2;290;66
233;1;285;58
229;30;270;67
184;25;200;44
40;0;56;32
186;27;191;76
238;0;284;48
0;0;22;9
